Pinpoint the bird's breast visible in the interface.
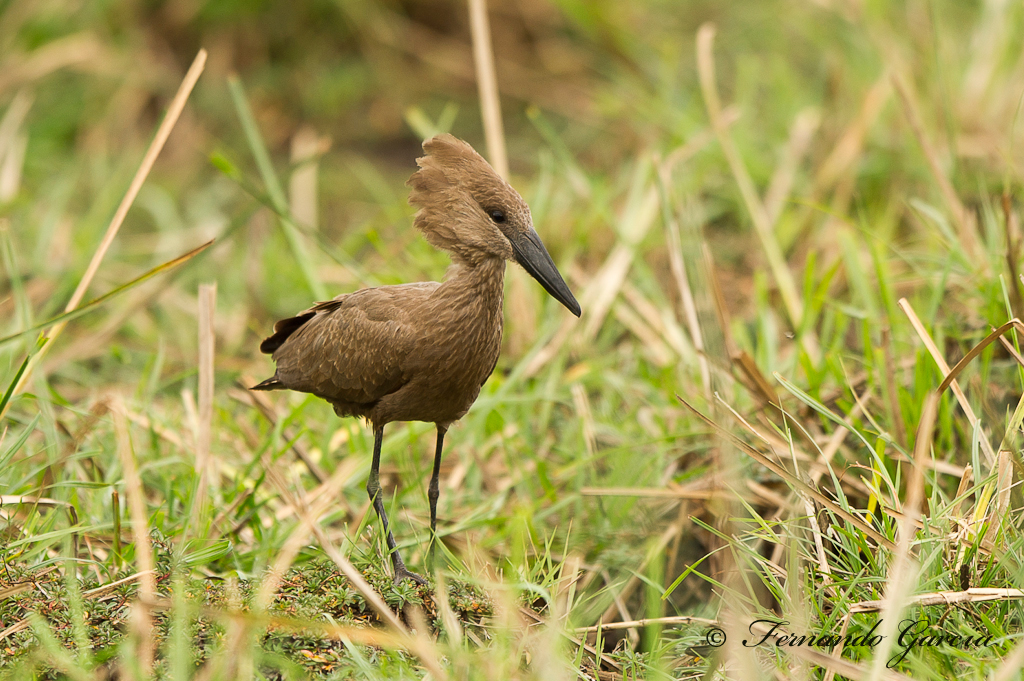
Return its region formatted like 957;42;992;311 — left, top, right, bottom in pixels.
425;303;503;393
368;259;506;427
376;299;503;426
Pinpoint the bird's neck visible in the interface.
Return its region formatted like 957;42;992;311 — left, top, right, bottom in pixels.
438;256;506;316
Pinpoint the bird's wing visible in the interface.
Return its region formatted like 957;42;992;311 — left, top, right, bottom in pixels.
270;283;439;406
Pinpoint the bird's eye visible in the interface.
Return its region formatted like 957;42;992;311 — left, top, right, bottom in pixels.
488;209;506;224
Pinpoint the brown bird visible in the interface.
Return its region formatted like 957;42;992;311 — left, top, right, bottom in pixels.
253;134;580;583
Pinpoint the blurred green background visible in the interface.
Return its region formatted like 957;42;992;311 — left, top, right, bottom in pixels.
8;0;1018;384
3;0;1024;678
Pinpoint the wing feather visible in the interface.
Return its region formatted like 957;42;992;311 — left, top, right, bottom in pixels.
268;283;438;407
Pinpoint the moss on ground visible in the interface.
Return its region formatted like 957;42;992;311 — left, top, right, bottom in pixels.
0;545;492;677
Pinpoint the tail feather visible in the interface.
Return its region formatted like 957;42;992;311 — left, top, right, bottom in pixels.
260;312;315;354
251;376;283;391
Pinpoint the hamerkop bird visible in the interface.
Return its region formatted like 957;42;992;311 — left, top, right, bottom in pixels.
253;134;581;583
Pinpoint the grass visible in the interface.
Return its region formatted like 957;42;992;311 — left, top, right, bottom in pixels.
2;0;1024;678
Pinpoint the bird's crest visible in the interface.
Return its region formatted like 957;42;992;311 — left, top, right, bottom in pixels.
407;134;499;204
407;134;529;263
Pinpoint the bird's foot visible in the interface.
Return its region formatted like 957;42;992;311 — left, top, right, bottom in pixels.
393;566;428;585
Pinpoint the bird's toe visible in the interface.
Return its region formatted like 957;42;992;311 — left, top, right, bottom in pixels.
393;566;428;586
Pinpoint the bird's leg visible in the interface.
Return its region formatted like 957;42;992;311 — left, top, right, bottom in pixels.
367;426;426;585
427;425;447;568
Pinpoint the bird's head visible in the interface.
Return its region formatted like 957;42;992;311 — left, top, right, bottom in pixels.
408;134;581;317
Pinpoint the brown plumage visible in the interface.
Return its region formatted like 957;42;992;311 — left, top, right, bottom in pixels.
253;134;580;582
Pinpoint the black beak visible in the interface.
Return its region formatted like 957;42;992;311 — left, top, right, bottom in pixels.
510;229;581;317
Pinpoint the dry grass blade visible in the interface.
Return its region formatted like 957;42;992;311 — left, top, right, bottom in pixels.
4;48;207;404
0;583;32;600
555;552;582;626
433;573;463;643
234;379;327;483
984;450;1013;546
994;637;1024;681
898;297;997;466
612;299;673;366
850;587;1024;613
579;486;742;501
289;126;329;230
823;613;852;681
814;73;891;193
0;240;213;353
574;615;718;634
570;384;597;456
518;605;623;674
1;569;159;644
0;496;80;559
659;168;711;396
0;90;32;164
696;23;816;359
467;0;538;359
113;403;156;675
621;280;692;360
0;33;104;94
524;126;728;378
732;350;780;406
950;463;974;518
64;47;207;313
0;620;30;643
1005;199;1024;313
138;596;419;652
580;183;657;341
193;282;216;532
0;494;77;518
764;107;820;225
906;394;937;518
678;395;896;549
254;461;360;610
804;491;835;594
523;182;656;377
938;318;1024;393
890;72;981;262
81;571;155;600
998;331;1024;369
255;449;408;634
467;0;506;179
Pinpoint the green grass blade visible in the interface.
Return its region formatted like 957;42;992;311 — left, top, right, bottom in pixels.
0;240;213;348
211;150;374;285
227;76;326;301
0;414;39;469
0;339;41;416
